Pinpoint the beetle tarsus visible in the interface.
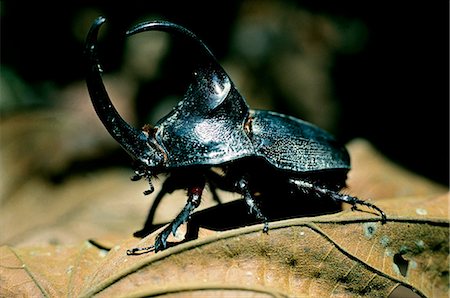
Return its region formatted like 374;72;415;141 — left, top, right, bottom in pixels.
336;194;387;224
143;187;153;196
361;203;387;224
131;163;155;195
126;245;155;255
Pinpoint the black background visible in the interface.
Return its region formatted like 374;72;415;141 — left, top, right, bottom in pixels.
1;1;448;185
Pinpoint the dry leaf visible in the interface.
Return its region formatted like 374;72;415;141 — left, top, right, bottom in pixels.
1;137;448;297
1;193;448;297
346;139;447;199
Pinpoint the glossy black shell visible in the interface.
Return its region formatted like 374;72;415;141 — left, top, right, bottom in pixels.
250;110;350;172
154;67;254;168
86;17;350;174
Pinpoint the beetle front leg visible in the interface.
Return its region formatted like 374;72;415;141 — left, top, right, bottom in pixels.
133;174;183;238
236;177;269;233
154;184;204;252
127;180;205;255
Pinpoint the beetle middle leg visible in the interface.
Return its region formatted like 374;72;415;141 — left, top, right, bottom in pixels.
207;168;270;232
235;176;269;233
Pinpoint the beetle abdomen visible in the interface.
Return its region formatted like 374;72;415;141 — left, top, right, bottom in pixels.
249;110;350;172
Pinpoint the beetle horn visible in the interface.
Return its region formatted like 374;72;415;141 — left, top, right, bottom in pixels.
85;17;154;164
126;20;217;66
126;20;236;111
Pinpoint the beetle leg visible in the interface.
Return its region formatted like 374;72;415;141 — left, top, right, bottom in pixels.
204;169;228;205
133;174;182;238
337;194;387;224
289;179;387;223
157;183;205;251
236;177;269;233
127;180;205;254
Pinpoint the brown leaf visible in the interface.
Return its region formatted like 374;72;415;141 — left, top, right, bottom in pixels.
1;137;448;297
0;170;149;247
346;139;447;199
0;168;223;248
1;193;448;297
0;242;106;297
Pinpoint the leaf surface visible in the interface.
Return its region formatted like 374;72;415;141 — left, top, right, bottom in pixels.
1;193;448;297
1;134;448;297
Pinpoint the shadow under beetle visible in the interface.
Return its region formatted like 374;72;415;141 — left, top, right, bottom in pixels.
85;17;386;254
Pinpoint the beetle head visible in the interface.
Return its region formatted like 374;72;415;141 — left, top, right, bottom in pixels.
123;19;253;168
85;17;166;189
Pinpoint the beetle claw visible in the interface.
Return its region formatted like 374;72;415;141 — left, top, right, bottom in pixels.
126;245;155;255
143;188;153;196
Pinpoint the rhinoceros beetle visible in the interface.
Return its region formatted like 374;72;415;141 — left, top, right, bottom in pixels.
85;17;386;254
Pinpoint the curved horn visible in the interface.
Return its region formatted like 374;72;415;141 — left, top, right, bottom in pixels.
85;17;153;164
126;20;237;111
126;20;217;65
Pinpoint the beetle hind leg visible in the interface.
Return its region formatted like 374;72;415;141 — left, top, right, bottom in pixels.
332;193;386;223
290;179;386;223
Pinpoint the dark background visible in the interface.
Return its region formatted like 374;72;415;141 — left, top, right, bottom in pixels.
1;1;448;186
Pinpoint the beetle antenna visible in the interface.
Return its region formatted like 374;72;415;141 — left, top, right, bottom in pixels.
131;161;155;195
